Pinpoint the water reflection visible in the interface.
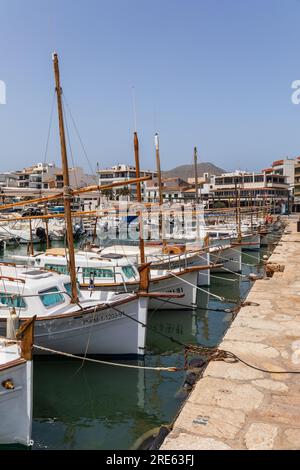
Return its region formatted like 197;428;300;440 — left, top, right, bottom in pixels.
2;239;272;449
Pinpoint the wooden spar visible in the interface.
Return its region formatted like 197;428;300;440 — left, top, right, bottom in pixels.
237;185;241;241
134;132;148;291
155;133;163;206
0;193;62;212
249;192;253;231
0;175;151;212
154;132;166;246
72;176;151;196
194;146;201;242
0;204;255;225
92;216;98;243
16;316;36;361
263;192;266;219
53;52;78;303
44;203;50;248
234;177;240;238
194;146;199;205
232;176;242;241
29;219;34;256
134;132;145;261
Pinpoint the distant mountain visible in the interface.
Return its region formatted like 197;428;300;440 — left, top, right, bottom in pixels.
162;162;225;180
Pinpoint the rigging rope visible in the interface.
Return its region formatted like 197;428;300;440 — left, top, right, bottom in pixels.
62;94;98;183
43;90;56;164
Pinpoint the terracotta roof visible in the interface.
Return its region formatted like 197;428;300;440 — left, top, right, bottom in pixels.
272;159;284;167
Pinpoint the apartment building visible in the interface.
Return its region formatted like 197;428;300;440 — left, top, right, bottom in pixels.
144;177;194;203
97;164;157;199
212;170;289;207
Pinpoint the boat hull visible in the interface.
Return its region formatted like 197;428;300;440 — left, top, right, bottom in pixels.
232;233;260;251
148;270;198;310
0;297;149;357
0;360;33;446
210;245;242;273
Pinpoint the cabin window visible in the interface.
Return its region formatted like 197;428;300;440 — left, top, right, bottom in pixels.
39;287;64;307
63;282;80;297
0;293;26;308
82;268;114;279
122;266;137;279
45;263;68;274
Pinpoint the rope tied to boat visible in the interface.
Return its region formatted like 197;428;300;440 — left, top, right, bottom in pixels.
183;344;237;370
32;344;180;372
183;343;300;374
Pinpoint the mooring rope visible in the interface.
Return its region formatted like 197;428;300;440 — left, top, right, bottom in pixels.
32;343;300;375
166;271;238;303
33;345;179;371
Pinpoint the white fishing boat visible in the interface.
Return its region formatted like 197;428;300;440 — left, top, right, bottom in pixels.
208;243;242;274
98;242;212;285
10;247;214;310
0;317;34;446
0;263;149;356
206;225;260;251
0;220;40;244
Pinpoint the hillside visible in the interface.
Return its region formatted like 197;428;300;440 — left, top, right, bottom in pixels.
162;162;225;180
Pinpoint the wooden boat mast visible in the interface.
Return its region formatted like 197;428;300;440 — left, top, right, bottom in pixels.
155;132;166;246
194;146;200;205
155;133;163;206
134;132;145;264
52;52;78;303
194;146;201;242
134;132;149;291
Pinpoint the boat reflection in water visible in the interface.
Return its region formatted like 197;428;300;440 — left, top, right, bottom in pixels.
31;265;251;450
146;309;197;354
32;308;199;450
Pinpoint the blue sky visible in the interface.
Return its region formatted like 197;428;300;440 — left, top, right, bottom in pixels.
1;0;300;173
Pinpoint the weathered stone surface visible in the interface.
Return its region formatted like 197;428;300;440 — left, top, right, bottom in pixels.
190;378;264;412
173;403;245;439
262;403;300;426
251;379;288;392
245;423;278;450
204;362;264;381
235;318;282;332
273;314;293;322
284;428;300;447
162;434;232;450
225;326;272;343
161;220;300;451
222;340;280;359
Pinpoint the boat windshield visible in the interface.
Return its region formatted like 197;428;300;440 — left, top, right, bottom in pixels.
45;263;68;274
0;293;26;308
122;266;137;279
82;268;114;279
63;282;80;297
39;287;64;308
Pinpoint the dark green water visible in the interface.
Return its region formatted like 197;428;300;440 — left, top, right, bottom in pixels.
0;242;272;450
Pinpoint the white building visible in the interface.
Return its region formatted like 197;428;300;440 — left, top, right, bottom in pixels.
212;170;289;207
0;171;18;188
97;164;157;199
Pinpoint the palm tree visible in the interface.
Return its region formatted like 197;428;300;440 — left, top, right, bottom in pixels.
116;186;133;201
101;189;113;200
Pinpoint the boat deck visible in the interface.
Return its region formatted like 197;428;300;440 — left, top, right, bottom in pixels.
0;339;21;367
